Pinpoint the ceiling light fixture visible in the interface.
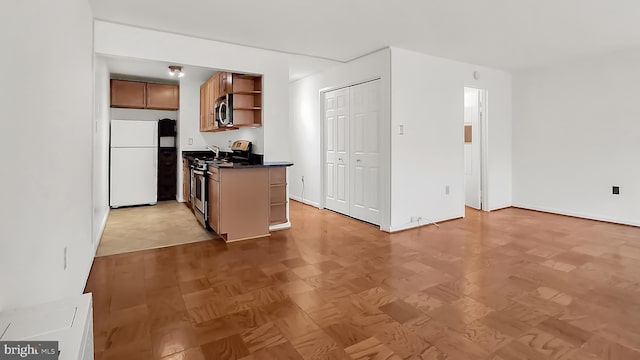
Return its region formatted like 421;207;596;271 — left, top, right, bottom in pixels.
168;65;184;78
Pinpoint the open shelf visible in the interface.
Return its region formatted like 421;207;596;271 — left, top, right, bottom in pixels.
232;74;262;128
232;91;262;95
234;107;262;110
269;167;287;225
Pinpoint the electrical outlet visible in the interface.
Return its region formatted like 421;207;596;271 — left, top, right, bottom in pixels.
411;216;422;223
63;247;67;270
399;125;404;135
612;186;620;195
445;185;450;195
228;140;232;148
188;137;194;145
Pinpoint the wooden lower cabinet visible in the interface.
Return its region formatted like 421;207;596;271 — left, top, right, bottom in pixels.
207;166;270;242
182;159;191;206
207;172;220;233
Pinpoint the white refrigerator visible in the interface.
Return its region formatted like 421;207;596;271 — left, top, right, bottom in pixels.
110;120;158;208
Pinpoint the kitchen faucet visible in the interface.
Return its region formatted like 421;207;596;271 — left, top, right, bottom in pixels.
207;145;220;159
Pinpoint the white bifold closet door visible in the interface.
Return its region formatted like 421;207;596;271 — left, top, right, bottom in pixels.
324;87;350;215
324;80;380;225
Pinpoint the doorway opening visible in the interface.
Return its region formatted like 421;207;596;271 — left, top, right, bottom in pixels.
463;87;488;211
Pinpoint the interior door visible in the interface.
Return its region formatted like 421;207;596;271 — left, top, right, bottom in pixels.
349;80;381;224
324;87;350;215
464;87;482;210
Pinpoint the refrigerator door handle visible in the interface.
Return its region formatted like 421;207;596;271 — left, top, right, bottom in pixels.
153;122;159;148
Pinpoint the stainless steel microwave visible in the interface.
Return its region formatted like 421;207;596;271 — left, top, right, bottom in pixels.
214;94;233;127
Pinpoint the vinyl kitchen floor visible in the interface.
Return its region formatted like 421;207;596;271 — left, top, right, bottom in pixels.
87;200;640;359
96;201;216;257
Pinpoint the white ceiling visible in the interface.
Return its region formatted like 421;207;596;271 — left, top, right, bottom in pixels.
104;55;217;83
90;0;640;70
104;53;337;83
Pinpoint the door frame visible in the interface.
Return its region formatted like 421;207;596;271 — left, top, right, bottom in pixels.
463;87;489;211
319;77;381;214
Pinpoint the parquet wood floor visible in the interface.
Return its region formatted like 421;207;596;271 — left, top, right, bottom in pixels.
86;201;640;360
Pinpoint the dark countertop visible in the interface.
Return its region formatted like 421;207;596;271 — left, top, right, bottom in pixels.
182;150;219;161
183;150;291;169
208;161;293;169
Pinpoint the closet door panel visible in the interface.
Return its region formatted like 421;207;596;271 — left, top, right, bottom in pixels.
324;87;350;215
350;80;381;225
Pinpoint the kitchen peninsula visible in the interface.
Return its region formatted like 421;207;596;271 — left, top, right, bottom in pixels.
208;161;292;242
184;151;292;243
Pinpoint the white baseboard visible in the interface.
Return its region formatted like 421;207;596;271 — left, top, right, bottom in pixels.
289;195;321;209
270;221;291;231
512;203;640;227
93;209;109;254
83;208;110;294
387;215;461;233
487;203;513;212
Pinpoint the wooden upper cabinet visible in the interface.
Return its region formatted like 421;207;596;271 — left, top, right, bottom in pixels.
199;82;207;131
211;73;220;102
208;77;217;130
219;72;232;97
146;83;179;110
199;77;219;132
111;79;179;110
111;80;146;108
199;72;262;132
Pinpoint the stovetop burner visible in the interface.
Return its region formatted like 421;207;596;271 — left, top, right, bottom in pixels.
192;157;235;170
192;158;211;171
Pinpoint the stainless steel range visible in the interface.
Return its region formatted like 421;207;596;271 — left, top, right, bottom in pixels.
190;159;209;227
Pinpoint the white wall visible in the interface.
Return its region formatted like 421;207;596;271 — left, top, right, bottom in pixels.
94;21;290;163
93;56;111;250
288;49;392;229
0;0;95;310
513;50;640;226
390;48;512;231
